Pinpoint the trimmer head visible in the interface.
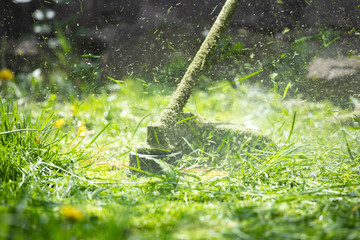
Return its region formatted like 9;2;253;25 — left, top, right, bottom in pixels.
129;150;182;175
129;112;272;175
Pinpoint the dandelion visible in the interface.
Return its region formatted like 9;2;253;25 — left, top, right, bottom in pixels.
60;205;84;221
77;120;87;136
54;118;66;128
0;68;14;82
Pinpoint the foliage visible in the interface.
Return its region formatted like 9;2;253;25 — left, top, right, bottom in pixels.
12;29;101;101
0;81;359;239
1;4;360;237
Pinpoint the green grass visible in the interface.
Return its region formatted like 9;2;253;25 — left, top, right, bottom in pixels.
0;80;359;239
0;99;91;197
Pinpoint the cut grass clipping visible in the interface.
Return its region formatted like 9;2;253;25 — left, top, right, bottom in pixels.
0;99;106;195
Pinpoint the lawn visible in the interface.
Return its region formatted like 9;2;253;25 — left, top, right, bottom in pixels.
0;78;359;240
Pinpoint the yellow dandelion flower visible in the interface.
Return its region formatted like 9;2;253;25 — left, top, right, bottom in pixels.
77;120;87;135
0;68;14;82
60;205;84;221
54;118;66;128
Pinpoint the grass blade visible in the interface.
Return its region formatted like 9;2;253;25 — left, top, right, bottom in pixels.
286;111;297;144
282;81;291;100
84;122;112;149
0;129;38;135
132;113;152;137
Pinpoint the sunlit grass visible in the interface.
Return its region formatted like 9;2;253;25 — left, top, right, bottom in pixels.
0;79;359;239
0;99;91;197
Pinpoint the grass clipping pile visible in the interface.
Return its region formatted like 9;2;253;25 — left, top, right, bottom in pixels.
129;0;273;174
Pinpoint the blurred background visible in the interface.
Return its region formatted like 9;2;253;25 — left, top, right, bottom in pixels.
1;0;359;107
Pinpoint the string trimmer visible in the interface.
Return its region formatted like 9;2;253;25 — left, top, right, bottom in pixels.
129;0;272;174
